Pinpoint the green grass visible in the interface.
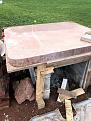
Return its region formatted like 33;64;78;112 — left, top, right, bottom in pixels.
0;0;91;28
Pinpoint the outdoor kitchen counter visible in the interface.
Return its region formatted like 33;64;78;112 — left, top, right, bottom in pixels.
4;22;91;72
5;22;91;109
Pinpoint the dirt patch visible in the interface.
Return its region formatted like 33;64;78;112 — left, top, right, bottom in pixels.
0;87;90;121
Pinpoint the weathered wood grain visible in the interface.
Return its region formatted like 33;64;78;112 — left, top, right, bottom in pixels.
65;99;73;121
57;88;85;102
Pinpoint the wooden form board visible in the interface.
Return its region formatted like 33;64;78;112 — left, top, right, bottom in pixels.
65;99;74;121
57;88;85;102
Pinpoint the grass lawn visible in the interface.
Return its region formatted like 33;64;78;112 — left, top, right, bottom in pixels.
0;0;91;28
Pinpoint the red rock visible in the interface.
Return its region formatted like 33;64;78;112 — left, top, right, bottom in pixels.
15;77;34;104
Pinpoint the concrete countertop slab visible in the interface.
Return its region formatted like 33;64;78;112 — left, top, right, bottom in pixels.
4;22;91;68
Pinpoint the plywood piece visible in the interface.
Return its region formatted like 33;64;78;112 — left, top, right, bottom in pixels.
5;22;91;68
65;99;73;121
57;88;85;102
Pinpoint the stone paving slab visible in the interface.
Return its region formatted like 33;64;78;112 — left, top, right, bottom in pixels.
4;22;91;67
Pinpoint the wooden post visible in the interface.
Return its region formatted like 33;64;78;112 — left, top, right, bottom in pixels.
36;64;54;109
36;64;46;109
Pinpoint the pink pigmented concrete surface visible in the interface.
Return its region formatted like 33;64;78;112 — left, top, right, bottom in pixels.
4;22;91;67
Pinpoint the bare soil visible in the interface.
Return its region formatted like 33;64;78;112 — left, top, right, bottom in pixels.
0;87;90;121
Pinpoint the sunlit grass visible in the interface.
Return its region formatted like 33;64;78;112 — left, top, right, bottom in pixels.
0;0;91;28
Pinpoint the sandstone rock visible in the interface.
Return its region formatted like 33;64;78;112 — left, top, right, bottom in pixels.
15;77;34;104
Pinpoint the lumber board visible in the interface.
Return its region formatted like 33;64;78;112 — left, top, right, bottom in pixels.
65;99;73;121
57;88;76;98
57;88;85;102
36;64;46;109
36;65;54;109
41;67;54;75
